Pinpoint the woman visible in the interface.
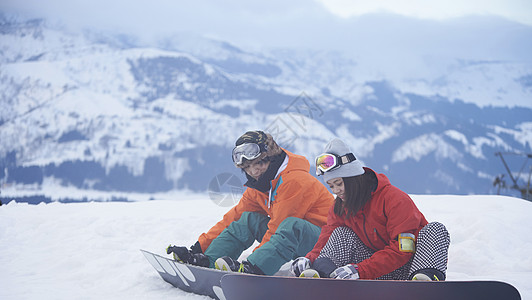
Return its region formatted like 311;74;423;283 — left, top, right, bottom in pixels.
167;130;334;276
291;138;450;281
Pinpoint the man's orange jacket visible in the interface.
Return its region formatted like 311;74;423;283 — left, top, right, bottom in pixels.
198;149;334;252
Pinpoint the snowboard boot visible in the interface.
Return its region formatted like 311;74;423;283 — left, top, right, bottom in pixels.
299;268;320;278
215;256;264;275
411;268;445;281
240;261;264;275
215;256;241;272
189;253;210;267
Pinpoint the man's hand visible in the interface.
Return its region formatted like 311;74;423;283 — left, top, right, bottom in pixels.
166;245;193;263
166;243;209;267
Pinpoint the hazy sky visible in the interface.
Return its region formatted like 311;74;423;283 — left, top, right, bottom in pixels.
2;0;531;34
1;0;531;56
317;0;532;24
3;0;531;22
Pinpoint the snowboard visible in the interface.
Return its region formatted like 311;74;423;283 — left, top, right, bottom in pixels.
221;273;522;300
141;249;228;300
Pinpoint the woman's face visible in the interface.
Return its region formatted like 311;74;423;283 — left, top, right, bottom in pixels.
326;177;345;201
243;158;270;180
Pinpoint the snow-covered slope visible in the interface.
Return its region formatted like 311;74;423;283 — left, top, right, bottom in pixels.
0;193;530;299
1;16;532;199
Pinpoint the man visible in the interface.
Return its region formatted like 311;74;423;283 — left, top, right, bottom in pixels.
167;130;334;275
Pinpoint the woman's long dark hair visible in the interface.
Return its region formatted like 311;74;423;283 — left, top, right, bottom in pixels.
333;169;378;218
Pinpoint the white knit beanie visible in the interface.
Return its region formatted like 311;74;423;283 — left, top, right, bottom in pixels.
321;138;365;182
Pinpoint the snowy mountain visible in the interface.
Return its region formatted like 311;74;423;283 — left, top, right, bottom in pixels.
1;16;532;201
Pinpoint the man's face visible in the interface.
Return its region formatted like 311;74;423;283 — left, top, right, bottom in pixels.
243;158;270;180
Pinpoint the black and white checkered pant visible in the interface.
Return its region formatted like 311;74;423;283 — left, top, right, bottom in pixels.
315;222;450;280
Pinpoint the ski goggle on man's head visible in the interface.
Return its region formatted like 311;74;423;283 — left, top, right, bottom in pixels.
232;143;268;166
315;152;357;175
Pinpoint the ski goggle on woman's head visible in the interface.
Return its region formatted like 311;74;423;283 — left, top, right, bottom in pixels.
232;143;268;166
315;152;357;175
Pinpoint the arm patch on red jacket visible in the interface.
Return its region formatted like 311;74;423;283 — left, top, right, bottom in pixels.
398;233;416;253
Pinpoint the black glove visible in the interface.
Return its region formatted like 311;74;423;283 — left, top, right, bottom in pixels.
166;245;192;262
166;242;209;267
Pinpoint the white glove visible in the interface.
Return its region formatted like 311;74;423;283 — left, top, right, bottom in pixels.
331;264;359;280
290;257;311;277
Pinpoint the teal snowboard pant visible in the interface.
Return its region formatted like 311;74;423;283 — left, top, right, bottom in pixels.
203;211;321;275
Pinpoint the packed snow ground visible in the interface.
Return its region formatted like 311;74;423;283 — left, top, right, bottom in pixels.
1;193;531;299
